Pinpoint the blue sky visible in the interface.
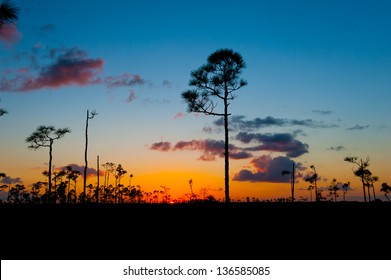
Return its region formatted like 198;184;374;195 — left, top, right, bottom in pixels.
1;0;391;201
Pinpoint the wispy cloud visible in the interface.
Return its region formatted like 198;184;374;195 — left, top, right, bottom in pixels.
212;115;338;132
346;125;370;130
100;73;144;88
173;112;185;119
125;90;137;103
39;24;56;33
328;146;346;151
312;109;332;115
162;80;172;88
142;98;170;105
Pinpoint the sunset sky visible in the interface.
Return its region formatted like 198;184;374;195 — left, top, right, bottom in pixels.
1;0;391;202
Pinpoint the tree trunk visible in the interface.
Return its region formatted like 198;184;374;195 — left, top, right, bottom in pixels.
372;185;376;201
291;162;295;202
48;139;53;203
224;96;229;203
96;155;99;203
361;174;367;202
83;110;89;203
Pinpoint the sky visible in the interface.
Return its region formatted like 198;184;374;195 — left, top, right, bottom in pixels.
1;0;391;202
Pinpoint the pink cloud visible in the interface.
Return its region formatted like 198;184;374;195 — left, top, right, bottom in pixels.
0;47;104;92
150;141;171;152
0;46;150;95
173;112;185;119
0;24;22;47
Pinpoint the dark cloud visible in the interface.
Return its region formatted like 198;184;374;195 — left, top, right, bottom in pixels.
202;126;213;133
173;139;225;161
312;109;332;115
100;73;144;88
162;80;172;88
150;139;253;161
233;156;304;183
56;164;103;178
151;131;307;161
213;115;338;132
328;146;346;151
142;98;170;105
0;176;23;184
230;151;253;160
40;24;56;32
346;125;370;130
236;132;309;158
125;90;137;103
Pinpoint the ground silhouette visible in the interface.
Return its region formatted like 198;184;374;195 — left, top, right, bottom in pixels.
1;201;389;260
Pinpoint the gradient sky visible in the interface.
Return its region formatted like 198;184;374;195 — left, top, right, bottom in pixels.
1;0;391;202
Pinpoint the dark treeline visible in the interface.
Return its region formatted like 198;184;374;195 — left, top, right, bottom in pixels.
1;156;391;204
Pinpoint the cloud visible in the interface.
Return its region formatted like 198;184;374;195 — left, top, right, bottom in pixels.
328;146;346;151
150;139;253;161
125;90;137;103
233;155;304;183
173;112;185;119
0;24;22;47
230;151;253;160
150;141;171;152
312;109;332;115
236;132;309;158
151;131;308;161
142;98;170;105
40;24;56;32
213;115;338;132
173;139;253;161
0;47;104;91
0;176;23;184
56;164;103;178
101;73;144;88
0;46;147;95
162;80;172;88
173;139;225;161
346;125;370;130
